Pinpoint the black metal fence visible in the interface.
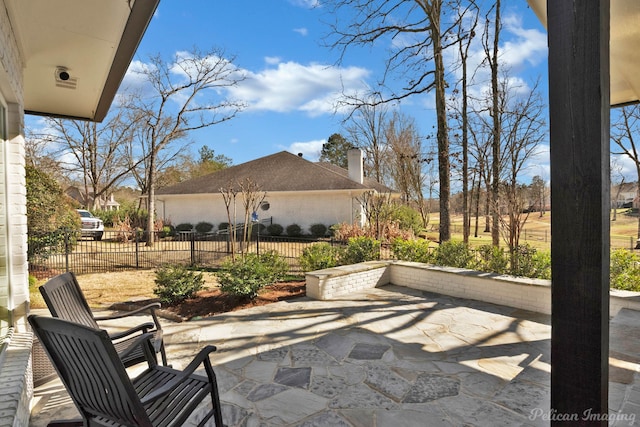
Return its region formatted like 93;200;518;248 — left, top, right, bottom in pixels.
28;230;366;277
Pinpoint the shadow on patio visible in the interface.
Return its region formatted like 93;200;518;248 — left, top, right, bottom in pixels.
29;285;640;426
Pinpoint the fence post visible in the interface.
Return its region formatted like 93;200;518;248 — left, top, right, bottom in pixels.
135;232;140;269
190;232;196;266
256;228;260;256
64;230;70;272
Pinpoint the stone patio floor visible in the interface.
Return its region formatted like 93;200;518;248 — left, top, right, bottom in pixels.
29;285;640;426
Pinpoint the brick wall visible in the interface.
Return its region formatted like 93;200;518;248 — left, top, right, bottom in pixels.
306;261;640;317
0;330;33;426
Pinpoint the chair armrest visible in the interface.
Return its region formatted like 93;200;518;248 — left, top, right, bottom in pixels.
107;322;155;340
118;332;156;361
94;302;161;321
140;345;217;404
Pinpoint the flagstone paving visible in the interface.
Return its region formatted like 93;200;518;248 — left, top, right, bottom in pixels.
29;285;640;426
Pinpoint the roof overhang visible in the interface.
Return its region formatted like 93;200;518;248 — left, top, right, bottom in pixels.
5;0;159;122
527;0;640;107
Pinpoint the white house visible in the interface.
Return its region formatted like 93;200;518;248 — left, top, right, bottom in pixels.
155;149;396;234
0;1;158;424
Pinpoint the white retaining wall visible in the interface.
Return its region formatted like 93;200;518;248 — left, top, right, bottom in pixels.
306;260;640;316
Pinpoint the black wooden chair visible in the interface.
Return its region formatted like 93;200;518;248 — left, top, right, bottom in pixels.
39;271;168;367
28;314;225;427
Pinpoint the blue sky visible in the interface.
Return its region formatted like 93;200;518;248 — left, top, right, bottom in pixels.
131;1;549;168
27;1;554;184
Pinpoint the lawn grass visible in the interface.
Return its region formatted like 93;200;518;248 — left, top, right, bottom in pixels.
424;209;640;251
30;270;219;309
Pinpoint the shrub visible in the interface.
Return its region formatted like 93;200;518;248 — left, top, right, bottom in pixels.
391;238;432;263
340;236;381;264
216;251;289;299
510;244;550;279
175;223;193;232
160;225;176;238
267;223;284;236
300;243;340;271
431;240;474;269
309;223;328;238
611;249;640;291
218;222;230;232
286;223;302;237
153;264;204;305
476;245;509;274
195;221;214;233
390;205;423;235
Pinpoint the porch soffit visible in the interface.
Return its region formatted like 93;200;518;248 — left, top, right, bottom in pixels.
5;0;158;122
527;0;640;107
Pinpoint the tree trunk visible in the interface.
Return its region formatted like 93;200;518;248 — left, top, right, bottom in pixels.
432;5;450;242
490;0;501;246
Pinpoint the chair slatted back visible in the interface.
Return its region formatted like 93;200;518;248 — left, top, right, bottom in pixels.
39;272;98;328
28;315;152;426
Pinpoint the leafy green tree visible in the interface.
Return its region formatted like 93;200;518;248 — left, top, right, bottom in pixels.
26;165;79;261
26;165;79;233
319;133;351;168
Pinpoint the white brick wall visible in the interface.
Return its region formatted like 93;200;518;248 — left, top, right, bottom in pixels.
306;261;640;317
0;331;33;427
0;2;31;425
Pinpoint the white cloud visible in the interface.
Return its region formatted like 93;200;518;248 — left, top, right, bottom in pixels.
228;61;371;116
501;13;547;71
265;56;281;65
293;27;309;36
288;0;321;8
284;139;325;161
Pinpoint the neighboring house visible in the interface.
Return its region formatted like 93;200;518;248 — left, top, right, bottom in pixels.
155;149;396;234
612;182;638;208
0;1;158;425
65;186;121;211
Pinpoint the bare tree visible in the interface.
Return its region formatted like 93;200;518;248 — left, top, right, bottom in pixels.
452;3;479;243
38;107;138;209
345;102;389;184
324;0;476;242
496;80;546;261
611;105;640;242
610;159;625;221
483;0;502;246
385;111;433;226
127;46;246;245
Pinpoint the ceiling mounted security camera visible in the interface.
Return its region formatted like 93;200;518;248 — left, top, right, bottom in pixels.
55;66;70;81
55;66;77;89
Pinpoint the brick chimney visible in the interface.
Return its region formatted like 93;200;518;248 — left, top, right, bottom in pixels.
347;148;364;184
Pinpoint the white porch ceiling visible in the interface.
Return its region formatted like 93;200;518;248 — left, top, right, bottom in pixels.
5;0;158;121
527;0;640;107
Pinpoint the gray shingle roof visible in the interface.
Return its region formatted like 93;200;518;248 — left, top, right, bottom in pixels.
156;151;395;195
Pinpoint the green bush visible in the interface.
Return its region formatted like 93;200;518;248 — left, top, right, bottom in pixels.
391;238;432;263
267;223;284;236
611;249;640;291
340;236;381;264
195;221;214;233
476;245;509;274
160;225;175;238
218;222;229;231
216;251;289;299
94;203;148;229
510;244;550;279
175;223;193;232
300;243;340;272
153;264;204;305
286;224;302;237
432;240;474;269
390;205;424;235
309;223;328;238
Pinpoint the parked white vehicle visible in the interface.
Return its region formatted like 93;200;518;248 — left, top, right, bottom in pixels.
77;209;104;241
